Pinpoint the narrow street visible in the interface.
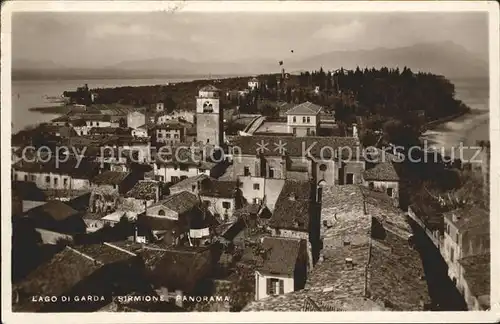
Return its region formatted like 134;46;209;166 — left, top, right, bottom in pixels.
408;219;468;311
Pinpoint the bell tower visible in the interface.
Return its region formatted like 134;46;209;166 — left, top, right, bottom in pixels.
196;85;223;145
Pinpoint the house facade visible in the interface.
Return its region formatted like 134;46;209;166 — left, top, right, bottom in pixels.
230;135;363;187
127;111;146;129
442;207;489;287
254;237;307;300
285;102;322;137
199;180;241;223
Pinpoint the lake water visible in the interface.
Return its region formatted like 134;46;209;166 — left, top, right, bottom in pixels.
421;78;490;154
11;78;199;133
11;77;490;147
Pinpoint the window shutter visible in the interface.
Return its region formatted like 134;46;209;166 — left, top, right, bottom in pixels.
279;280;284;294
266;278;272;295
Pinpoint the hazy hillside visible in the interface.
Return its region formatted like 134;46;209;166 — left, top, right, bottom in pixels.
287;42;488;79
12;41;488;80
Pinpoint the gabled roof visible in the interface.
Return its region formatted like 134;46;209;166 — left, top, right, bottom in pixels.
363;161;400;181
443;206;489;230
125;180;160;200
26;200;79;221
169;174;210;191
13;243;137;310
269;180;312;232
91;171;130;186
199;180;238;198
11;181;46;202
153;191;199;215
199;84;219;92
285;101;322;115
458;253;490;298
259;237;304;276
141;246;213;292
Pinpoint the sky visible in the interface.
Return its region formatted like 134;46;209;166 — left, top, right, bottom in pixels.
12;11;488;68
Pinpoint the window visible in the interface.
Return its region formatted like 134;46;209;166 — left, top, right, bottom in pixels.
306;117;310;123
455;233;459;244
158;133;163;138
244;166;250;176
180;164;189;171
54;178;58;186
450;246;454;262
158;209;166;216
306;128;310;136
253;183;260;190
302;116;306;123
269;168;275;178
292;128;297;135
180;175;188;181
386;188;393;197
63;178;69;187
96;122;99;127
222;201;231;209
346;173;354;185
171;176;179;183
203;200;211;207
319;164;327;171
266;278;284;295
31;175;36;181
24;174;28;181
311;130;315;136
369;182;374;190
45;176;50;183
174;134;179;139
166;133;171;138
292;116;296;123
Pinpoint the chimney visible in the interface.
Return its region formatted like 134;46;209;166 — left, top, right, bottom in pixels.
352;123;358;138
345;257;353;270
175;290;183;308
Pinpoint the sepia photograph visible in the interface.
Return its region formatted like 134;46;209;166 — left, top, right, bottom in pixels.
1;1;499;322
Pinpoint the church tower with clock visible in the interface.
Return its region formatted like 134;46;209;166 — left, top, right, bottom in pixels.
196;85;223;146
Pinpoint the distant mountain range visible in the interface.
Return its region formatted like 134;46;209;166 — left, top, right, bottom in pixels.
12;41;488;81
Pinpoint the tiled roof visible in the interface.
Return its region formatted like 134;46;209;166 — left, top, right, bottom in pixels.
307;243;370;297
125;180;159;200
363;161;400;181
259;237;304;276
153;191;199;214
320;185;366;239
140;246;213;292
200;180;238;198
12;158;100;180
13;243;137;311
79;114;112;122
154;122;185;130
91;171;130;186
89;127;131;135
458;253;490;298
269;180;312;232
367;230;430;311
230;135;360;158
11;181;46;202
199;84;219;92
285;101;322;115
169;174;210;191
362;188;412;237
39;124;77;138
242;289;384;312
26;200;79;221
443;206;489;230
